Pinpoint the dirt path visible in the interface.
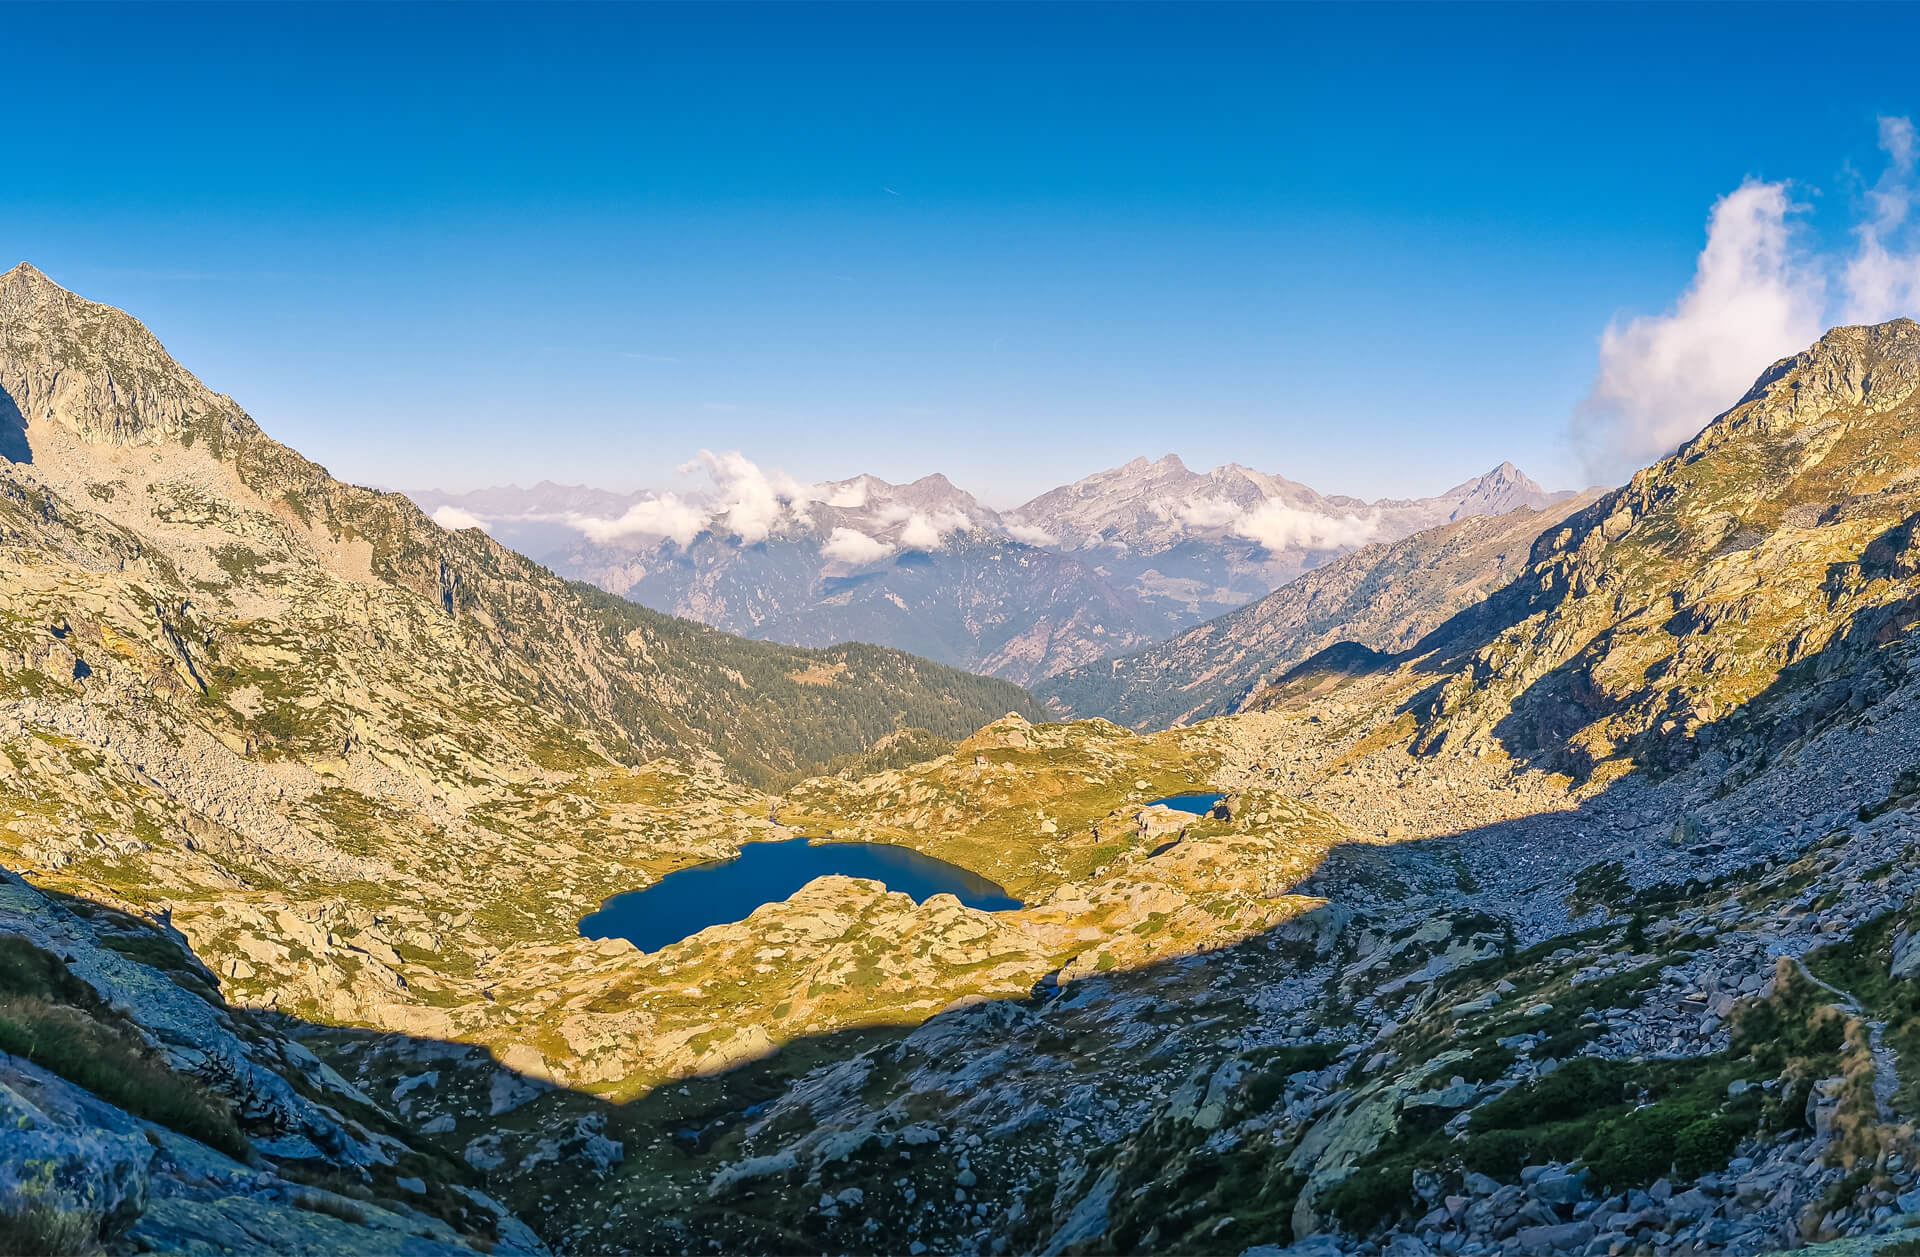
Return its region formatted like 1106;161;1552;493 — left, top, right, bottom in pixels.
1793;957;1900;1124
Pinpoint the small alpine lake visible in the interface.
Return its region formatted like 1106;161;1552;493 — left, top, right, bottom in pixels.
1146;792;1227;816
579;838;1022;953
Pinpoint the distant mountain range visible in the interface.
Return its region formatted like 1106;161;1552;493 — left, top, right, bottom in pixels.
409;458;1572;684
1036;489;1604;728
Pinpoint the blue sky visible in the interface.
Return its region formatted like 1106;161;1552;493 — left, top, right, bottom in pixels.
6;2;1919;503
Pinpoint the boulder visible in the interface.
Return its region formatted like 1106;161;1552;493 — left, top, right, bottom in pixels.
1892;929;1920;980
1531;1169;1588;1206
1515;1220;1594;1256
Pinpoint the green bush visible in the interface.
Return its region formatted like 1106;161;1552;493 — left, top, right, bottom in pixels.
1624;910;1649;954
1732;993;1846;1071
0;1196;103;1256
1319;1163;1412;1236
99;933;194;972
1460;1054;1759;1191
1449;1047;1517;1086
1460;1119;1593;1178
1460;1127;1531;1177
1581;1104;1686;1187
1580;1098;1749;1188
1474;1058;1630;1131
0;979;248;1160
0;936;95;1004
1242;1044;1343;1113
1672;1115;1738;1179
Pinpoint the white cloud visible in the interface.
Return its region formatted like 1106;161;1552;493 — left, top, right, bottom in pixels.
687;449;811;544
1226;500;1377;552
1003;522;1057;546
431;505;490;532
1574;178;1826;480
823;480;870;509
568;493;707;546
821;527;894;563
553;451;865;548
1842;116;1920;325
1163;494;1375;553
886;507;972;550
1174;498;1245;529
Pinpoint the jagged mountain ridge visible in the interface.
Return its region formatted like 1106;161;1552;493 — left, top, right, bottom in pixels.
412;456;1566;685
1037;489;1603;730
1215;318;1920;846
1006;454;1558;554
0;262;1038;790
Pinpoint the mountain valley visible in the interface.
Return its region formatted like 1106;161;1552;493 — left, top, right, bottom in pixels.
10;265;1920;1257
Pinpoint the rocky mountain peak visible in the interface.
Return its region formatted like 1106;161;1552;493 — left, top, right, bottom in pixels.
1576;316;1920;556
1;260;58;294
0;261;244;454
891;471;987;515
1443;461;1556;522
1707;316;1920;447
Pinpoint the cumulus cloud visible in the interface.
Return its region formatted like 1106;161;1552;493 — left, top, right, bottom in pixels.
821;526;894;563
1003;522;1057;546
1842;116;1920;324
823;480;870;509
1162;494;1377;553
556;450;831;548
691;449;811;545
1173;498;1247;529
1227;501;1377;552
1165;495;1376;552
431;505;491;532
872;504;972;551
1573;118;1920;480
1574;179;1826;480
568;493;707;546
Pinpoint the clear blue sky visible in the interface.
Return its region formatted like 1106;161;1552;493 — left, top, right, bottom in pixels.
5;2;1917;503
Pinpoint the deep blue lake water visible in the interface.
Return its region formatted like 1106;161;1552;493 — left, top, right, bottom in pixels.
579;839;1022;953
1148;792;1226;815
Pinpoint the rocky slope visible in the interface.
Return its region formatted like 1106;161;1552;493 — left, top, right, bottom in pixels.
15;280;1920;1257
1038;493;1602;730
0;263;1037;790
413;459;1564;685
1225;319;1920;842
0;266;1376;1249
0;867;546;1256
458;318;1920;1256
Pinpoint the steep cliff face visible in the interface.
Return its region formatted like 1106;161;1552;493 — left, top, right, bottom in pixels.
0;263;255;450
